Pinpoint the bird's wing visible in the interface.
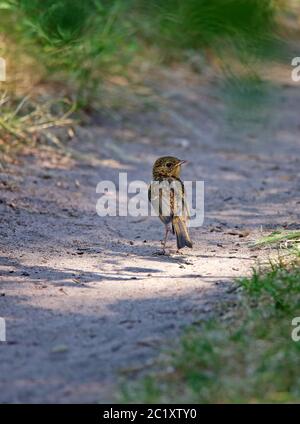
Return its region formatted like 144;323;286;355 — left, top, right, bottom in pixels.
183;189;190;220
149;178;190;223
148;180;173;224
171;178;190;221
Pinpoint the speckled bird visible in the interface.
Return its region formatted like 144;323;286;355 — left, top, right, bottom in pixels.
148;156;193;253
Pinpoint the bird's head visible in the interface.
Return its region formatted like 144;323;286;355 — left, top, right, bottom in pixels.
152;156;187;178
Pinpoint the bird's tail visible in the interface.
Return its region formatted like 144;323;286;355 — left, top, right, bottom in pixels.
172;217;193;250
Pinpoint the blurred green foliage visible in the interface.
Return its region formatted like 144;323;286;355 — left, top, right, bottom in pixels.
0;0;286;99
135;0;277;48
1;0;132;96
18;0;96;44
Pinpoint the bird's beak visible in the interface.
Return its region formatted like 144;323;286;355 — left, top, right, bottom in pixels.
176;160;187;167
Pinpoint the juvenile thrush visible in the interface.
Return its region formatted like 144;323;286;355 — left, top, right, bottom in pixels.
148;156;193;253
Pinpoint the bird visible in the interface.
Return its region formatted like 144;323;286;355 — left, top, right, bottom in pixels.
148;156;193;254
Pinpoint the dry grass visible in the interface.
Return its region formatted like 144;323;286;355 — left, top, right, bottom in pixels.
0;93;76;165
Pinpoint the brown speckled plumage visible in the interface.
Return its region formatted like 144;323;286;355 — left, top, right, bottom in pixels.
149;156;193;253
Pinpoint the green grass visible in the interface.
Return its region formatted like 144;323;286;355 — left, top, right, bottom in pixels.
0;0;284;94
0;0;294;150
251;230;300;248
0;0;291;115
135;0;278;50
0;1;134;99
121;241;300;403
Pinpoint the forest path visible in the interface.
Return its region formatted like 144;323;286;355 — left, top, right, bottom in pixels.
1;66;299;403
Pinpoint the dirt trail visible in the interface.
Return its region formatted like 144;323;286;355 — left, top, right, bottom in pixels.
1;66;300;403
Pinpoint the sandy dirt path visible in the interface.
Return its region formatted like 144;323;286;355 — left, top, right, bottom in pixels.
1;67;300;403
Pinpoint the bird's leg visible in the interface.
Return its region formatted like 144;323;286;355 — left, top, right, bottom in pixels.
162;225;170;254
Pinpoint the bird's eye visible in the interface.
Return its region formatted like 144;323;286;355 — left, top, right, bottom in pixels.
166;162;172;167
